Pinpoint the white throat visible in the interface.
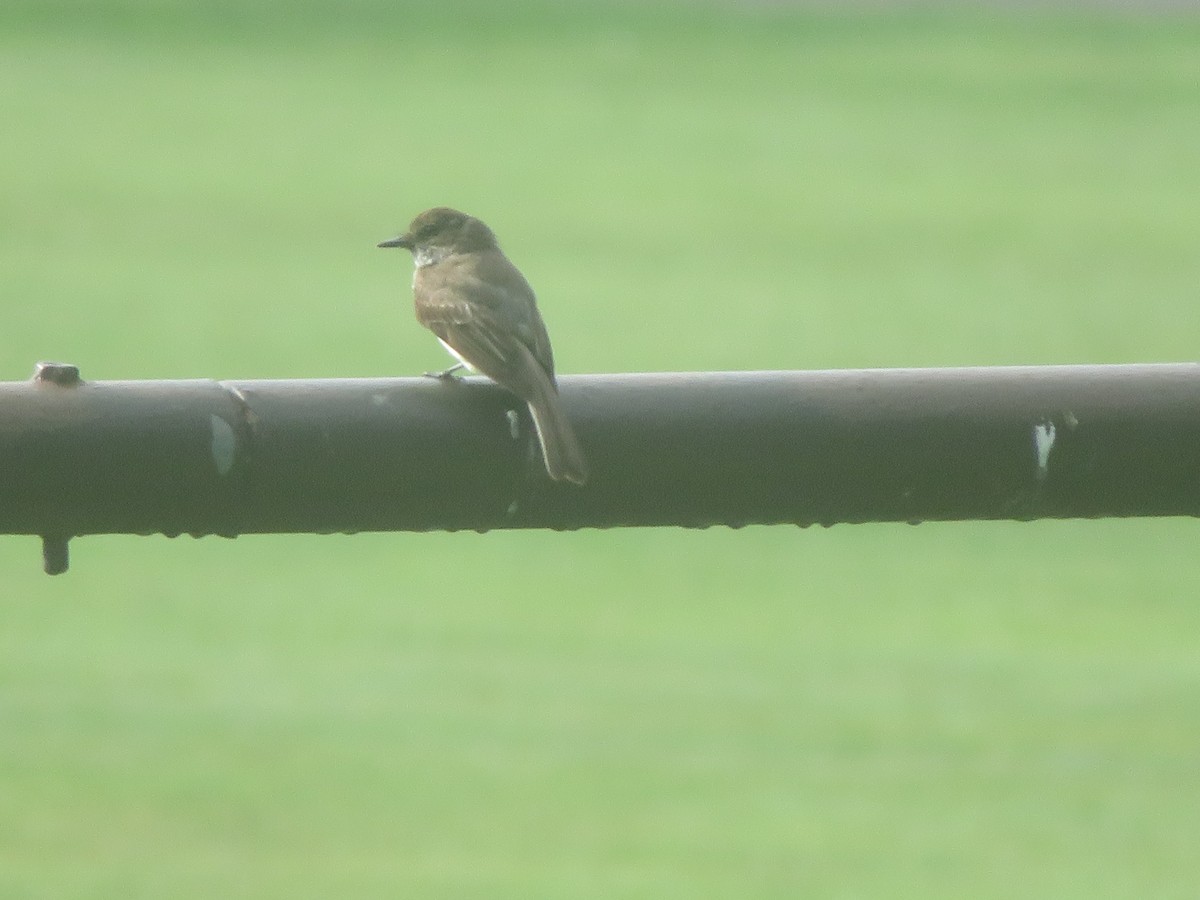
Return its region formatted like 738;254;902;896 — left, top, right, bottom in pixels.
413;245;451;269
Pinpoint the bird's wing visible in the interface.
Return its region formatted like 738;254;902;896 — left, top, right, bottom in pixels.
470;251;556;379
418;288;550;400
416;248;557;385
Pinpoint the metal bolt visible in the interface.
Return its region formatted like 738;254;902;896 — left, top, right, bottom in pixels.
32;361;82;386
42;535;70;575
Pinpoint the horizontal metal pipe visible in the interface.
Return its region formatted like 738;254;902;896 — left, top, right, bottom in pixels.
3;362;1200;571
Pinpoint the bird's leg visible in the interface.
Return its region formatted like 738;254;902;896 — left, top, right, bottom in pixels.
423;362;465;380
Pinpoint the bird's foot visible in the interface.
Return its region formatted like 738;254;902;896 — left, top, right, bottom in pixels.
423;363;465;380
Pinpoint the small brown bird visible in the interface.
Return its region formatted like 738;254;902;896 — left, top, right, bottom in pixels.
378;207;589;485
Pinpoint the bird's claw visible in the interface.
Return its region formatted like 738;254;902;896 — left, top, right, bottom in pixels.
423;363;465;380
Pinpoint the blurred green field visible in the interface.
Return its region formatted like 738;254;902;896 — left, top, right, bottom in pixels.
3;2;1200;897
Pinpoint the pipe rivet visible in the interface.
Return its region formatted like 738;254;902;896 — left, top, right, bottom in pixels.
42;535;70;575
33;361;82;387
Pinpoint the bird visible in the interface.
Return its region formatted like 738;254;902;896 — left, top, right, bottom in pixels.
378;207;589;485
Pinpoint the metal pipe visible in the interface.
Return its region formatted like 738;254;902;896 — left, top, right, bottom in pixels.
3;362;1200;572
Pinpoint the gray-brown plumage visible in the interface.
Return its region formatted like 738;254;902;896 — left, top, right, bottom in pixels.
378;207;589;485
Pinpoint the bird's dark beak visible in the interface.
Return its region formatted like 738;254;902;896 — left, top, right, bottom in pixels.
377;234;412;249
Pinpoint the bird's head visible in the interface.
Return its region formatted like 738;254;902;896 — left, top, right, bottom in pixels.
377;207;498;256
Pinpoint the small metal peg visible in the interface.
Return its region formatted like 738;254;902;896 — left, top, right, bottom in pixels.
32;361;82;386
42;535;71;575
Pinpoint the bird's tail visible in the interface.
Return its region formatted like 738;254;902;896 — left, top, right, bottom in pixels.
526;380;589;486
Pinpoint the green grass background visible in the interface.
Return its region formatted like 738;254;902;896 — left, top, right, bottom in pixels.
4;2;1200;896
